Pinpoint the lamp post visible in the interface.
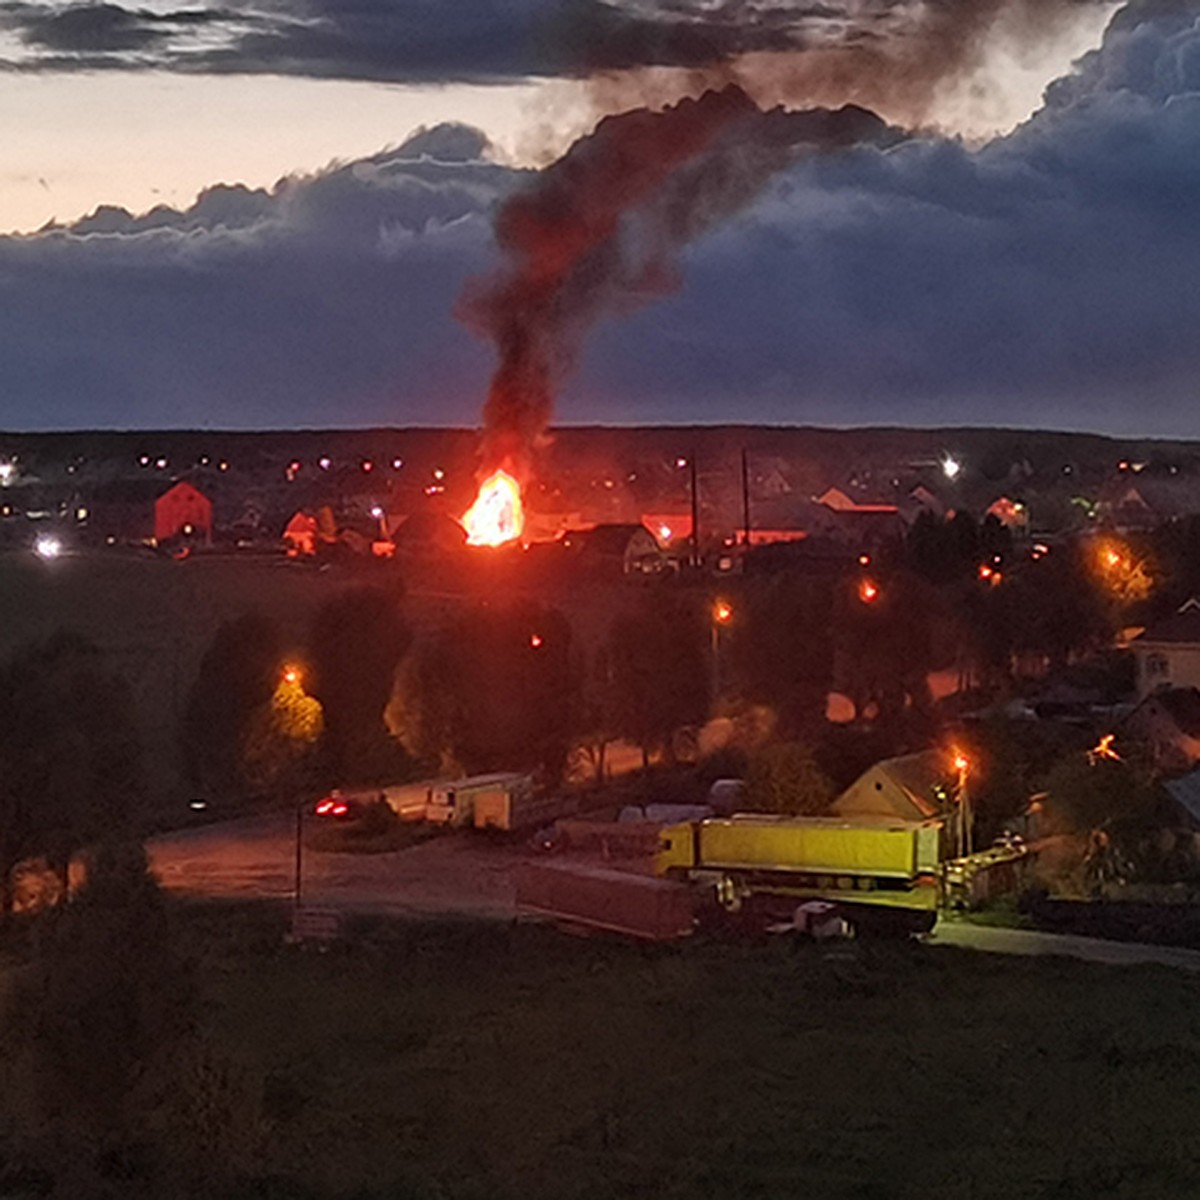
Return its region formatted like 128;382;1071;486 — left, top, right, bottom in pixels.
711;598;733;707
952;751;972;858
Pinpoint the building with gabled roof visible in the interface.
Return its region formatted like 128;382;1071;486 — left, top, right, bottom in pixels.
1123;686;1200;773
155;480;212;544
831;750;956;823
561;523;665;575
1133;598;1200;698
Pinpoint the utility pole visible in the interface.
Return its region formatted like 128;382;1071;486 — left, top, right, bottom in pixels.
294;801;304;913
689;454;700;569
741;447;751;548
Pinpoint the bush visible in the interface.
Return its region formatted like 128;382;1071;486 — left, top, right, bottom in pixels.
743;742;834;816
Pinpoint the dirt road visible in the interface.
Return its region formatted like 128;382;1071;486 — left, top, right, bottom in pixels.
147;813;525;920
150;816;1200;972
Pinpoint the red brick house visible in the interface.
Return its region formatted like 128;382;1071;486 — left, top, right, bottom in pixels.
154;481;212;544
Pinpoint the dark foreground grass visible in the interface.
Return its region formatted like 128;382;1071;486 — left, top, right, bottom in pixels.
177;902;1200;1200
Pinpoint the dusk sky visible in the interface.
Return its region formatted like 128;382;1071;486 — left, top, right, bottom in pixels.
1;0;1197;436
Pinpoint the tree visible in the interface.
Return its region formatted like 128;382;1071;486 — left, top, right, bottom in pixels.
724;575;834;735
1042;749;1157;835
391;601;582;780
0;631;143;917
743;742;834;816
0;842;261;1194
385;636;463;777
180;614;282;802
604;597;709;767
241;668;325;798
833;569;941;728
308;587;412;784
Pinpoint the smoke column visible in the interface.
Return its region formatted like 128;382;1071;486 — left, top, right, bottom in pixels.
459;87;902;476
459;0;1108;475
580;0;1115;129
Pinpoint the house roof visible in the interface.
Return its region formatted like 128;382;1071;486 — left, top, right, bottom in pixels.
833;750;953;821
157;479;210;505
1165;769;1200;828
817;486;899;515
563;524;656;556
1138;687;1200;739
393;511;466;547
876;751;954;818
1137;598;1200;646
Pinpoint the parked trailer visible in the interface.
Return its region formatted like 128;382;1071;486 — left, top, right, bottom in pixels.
657;814;942;933
474;790;578;833
425;773;534;828
516;860;696;941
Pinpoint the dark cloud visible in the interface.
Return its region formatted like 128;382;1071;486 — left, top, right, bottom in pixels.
6;1;228;53
0;0;1110;99
0;4;1198;436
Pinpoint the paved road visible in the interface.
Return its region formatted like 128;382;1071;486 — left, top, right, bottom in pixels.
929;918;1200;972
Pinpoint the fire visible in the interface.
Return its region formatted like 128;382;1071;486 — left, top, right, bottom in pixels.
461;469;525;547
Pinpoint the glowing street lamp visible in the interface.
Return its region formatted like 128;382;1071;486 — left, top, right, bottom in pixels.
709;598;734;706
950;749;972;857
942;455;962;481
858;578;880;604
34;534;62;560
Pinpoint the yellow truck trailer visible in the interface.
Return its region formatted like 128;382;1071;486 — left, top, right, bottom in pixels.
656;814;942;932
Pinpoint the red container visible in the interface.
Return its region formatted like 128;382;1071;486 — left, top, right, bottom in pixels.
515;860;696;941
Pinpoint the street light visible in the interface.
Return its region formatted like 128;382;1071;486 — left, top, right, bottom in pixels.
34;534;62;560
951;749;972;857
710;598;733;706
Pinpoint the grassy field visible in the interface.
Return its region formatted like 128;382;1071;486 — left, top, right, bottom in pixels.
170;902;1200;1200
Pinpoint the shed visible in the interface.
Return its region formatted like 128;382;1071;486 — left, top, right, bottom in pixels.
832;751;955;822
155;480;212;544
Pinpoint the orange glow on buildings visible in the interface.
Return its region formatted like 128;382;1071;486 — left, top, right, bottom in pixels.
461;469;526;547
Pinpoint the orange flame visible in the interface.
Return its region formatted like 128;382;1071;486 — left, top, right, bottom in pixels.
461;469;525;547
1088;733;1121;765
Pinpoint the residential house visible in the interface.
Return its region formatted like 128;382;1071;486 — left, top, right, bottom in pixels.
1123;687;1200;772
154;480;213;544
1133;598;1200;698
561;524;665;575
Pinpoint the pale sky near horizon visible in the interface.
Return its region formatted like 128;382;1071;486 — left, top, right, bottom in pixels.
0;5;1114;235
